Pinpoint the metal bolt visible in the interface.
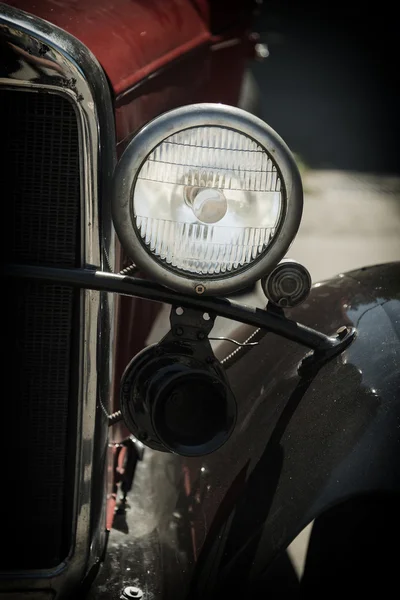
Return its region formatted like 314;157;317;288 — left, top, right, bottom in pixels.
195;284;205;295
121;587;143;599
175;326;184;336
336;326;348;339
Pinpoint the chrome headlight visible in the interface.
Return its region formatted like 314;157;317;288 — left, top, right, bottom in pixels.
112;104;303;295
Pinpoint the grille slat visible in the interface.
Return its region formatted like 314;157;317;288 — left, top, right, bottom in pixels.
3;90;80;569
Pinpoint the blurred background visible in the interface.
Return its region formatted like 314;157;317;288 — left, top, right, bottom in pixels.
246;0;400;282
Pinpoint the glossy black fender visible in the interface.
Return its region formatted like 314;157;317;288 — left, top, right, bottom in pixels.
186;262;400;598
89;262;399;599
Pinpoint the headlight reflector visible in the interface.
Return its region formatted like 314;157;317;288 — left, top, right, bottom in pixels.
134;126;282;276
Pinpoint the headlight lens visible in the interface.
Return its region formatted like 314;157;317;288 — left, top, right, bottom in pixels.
133;126;282;276
112;104;303;296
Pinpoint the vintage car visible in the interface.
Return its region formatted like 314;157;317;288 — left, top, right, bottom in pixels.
2;1;399;599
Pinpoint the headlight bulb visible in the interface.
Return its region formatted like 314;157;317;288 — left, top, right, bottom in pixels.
184;185;227;224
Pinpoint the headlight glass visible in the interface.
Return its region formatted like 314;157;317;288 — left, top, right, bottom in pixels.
133;126;283;277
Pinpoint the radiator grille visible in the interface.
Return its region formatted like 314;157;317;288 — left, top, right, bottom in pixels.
3;89;81;569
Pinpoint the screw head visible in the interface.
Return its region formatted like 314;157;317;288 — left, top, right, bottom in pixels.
336;326;348;339
175;326;184;336
195;284;205;294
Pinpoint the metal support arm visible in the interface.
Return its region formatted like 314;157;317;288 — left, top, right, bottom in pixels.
6;264;356;355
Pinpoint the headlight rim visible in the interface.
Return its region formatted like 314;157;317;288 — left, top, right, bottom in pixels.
112;103;303;296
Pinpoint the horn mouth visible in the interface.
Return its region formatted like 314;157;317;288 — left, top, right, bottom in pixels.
152;370;236;457
120;345;237;456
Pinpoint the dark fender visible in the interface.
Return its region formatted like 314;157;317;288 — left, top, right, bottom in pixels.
177;262;400;598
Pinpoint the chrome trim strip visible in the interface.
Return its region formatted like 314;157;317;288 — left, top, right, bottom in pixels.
0;3;116;596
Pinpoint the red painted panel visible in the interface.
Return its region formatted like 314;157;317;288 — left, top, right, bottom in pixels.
9;0;252;146
7;0;210;95
115;43;211;146
114;33;249;148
